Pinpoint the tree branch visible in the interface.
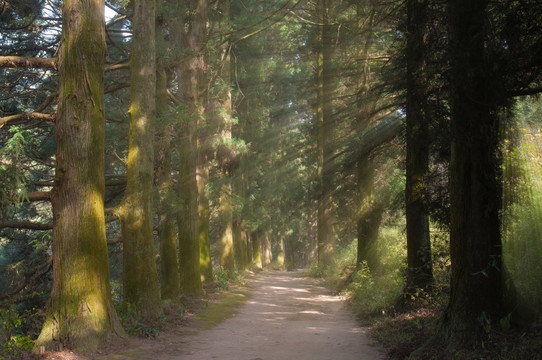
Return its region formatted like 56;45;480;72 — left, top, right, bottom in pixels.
0;257;52;301
0;220;53;230
25;191;52;202
0;56;57;70
509;86;542;97
0;112;55;128
105;62;130;72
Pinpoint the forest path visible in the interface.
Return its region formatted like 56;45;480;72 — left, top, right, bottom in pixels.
97;270;384;360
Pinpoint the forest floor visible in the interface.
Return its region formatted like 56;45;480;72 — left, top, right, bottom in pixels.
35;269;384;360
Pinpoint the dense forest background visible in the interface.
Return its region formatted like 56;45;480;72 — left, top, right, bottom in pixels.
1;0;542;358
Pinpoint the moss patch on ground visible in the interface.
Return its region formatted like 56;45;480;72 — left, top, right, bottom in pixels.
190;285;252;330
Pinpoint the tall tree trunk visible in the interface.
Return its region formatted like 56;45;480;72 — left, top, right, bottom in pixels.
185;0;213;284
284;236;296;271
316;0;335;270
405;0;433;291
443;0;504;346
197;144;212;282
251;231;262;269
155;12;180;300
177;114;202;294
218;179;235;271
355;5;381;272
120;0;161;319
34;0;126;351
262;230;272;266
356;157;382;271
173;0;202;295
233;171;248;271
215;0;235;273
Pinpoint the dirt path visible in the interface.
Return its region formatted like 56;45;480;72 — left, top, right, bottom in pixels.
98;270;384;360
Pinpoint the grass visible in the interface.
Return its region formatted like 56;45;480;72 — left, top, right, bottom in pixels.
191;288;251;330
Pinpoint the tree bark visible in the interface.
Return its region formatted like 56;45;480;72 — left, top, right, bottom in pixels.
34;0;126;352
176;111;202;294
233;171;248;271
173;0;203;294
216;0;235;273
193;0;212;283
405;0;433;291
120;0;161;320
155;16;180;301
356;156;382;271
443;0;504;346
251;231;262;269
261;230;272;266
316;0;335;270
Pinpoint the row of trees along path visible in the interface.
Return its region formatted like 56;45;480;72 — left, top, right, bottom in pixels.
0;0;541;358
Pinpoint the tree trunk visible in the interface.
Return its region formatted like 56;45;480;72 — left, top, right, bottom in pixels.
197;147;212;282
173;0;203;295
354;4;383;273
356;156;382;271
276;235;285;267
177;113;202;294
405;0;433;291
251;231;262;269
316;0;335;270
34;0;126;352
443;0;504;346
155;24;180;301
120;0;161;320
284;236;296;271
233;171;248;271
183;0;213;284
219;180;235;271
262;230;272;266
214;0;235;274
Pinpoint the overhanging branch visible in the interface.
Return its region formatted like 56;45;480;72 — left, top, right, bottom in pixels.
0;220;52;230
0;56;56;70
0;112;55;128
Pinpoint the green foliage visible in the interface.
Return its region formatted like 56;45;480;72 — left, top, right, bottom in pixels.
0;127;30;210
0;306;39;359
117;303;168;338
346;262;404;318
502;98;542;317
212;266;241;291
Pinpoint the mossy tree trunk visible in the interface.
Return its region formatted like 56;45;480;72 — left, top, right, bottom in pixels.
183;0;212;284
443;0;504;346
197;146;213;283
176;112;202;294
119;0;161;320
355;4;382;272
261;230;272;266
218;179;235;271
155;10;180;301
251;231;262;269
34;0;126;352
316;0;335;270
405;0;433;291
214;17;235;272
171;0;204;294
356;156;382;271
232;171;249;271
284;236;296;271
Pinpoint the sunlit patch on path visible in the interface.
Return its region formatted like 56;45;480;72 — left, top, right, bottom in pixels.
177;270;384;360
95;270;383;360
